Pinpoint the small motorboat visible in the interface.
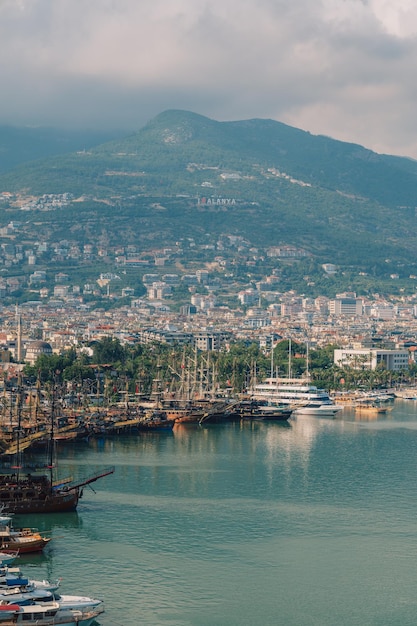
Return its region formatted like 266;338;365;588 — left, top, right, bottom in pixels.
0;566;60;592
0;554;18;568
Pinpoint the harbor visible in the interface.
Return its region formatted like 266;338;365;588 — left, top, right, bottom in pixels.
0;373;403;452
7;397;417;625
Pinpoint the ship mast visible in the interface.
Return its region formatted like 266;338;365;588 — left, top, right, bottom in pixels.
47;379;57;488
306;340;309;379
14;376;24;483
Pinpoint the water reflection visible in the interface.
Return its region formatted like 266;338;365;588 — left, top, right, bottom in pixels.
8;400;417;626
14;511;83;532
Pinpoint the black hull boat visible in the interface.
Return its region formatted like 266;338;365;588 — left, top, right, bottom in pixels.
0;467;114;515
240;407;293;421
137;410;175;432
0;379;115;514
232;400;293;422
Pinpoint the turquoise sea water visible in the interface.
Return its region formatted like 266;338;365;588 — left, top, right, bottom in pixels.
15;400;417;625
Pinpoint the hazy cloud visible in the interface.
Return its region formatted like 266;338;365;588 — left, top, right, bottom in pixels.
1;0;417;157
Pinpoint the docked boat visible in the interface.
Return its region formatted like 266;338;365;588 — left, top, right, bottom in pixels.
394;388;417;400
0;553;104;625
0;439;114;515
137;410;175;431
198;399;241;425
0;380;115;515
0;555;18;568
292;403;343;417
0;567;60;592
354;402;388;415
173;411;203;425
0;516;51;554
252;377;342;417
236;400;293;421
0;566;102;616
0;600;103;625
0;587;103;613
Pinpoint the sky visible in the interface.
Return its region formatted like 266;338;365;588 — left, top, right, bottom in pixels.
1;0;417;158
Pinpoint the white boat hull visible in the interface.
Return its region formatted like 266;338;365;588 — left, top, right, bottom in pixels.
252;377;342;418
293;405;343;417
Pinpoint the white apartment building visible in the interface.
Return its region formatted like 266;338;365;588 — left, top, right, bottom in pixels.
147;282;172;300
334;348;409;371
370;305;395;320
329;297;363;316
238;289;259;306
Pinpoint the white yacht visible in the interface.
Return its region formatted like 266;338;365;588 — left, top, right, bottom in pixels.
0;600;102;625
0;587;103;614
252;377;342;417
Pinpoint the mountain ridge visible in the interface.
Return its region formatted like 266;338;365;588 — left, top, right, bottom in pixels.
0;109;416;284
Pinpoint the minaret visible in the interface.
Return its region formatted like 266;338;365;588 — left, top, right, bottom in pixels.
16;305;22;363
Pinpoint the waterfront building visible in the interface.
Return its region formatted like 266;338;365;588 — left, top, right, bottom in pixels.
334;348;409;371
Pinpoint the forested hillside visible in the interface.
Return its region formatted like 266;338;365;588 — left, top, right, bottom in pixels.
0;110;416;277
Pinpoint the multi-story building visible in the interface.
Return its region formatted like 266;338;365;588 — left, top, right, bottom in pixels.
193;331;230;351
334;348;409;371
329;296;363;316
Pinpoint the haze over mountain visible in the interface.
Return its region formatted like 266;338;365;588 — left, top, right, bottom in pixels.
3;1;417;160
0;109;416;281
0;126;125;175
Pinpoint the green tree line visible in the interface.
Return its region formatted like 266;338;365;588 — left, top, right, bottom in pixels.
22;337;417;399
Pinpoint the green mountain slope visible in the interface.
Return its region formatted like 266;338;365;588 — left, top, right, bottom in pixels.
0;110;416;273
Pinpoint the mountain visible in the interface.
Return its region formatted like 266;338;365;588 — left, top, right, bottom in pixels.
0;109;417;280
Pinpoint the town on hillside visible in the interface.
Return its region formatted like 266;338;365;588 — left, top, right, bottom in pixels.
0;191;417;391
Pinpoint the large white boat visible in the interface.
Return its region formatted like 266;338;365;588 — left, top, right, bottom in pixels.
0;600;102;625
251;377;342;417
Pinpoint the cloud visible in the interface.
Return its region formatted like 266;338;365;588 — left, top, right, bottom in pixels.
1;0;417;157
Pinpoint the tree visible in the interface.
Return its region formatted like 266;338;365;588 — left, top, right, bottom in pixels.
92;337;126;365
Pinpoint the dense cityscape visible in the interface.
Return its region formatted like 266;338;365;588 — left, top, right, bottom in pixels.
0;206;416;390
